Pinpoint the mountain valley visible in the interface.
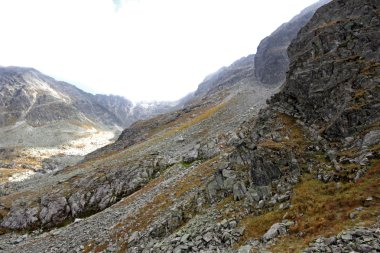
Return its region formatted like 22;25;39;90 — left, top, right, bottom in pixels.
0;67;180;182
0;0;379;252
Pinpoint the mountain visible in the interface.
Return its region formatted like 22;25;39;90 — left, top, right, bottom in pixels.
0;0;379;252
194;54;255;97
0;66;177;146
254;0;331;85
0;67;126;129
0;67;178;175
0;33;277;252
231;0;380;250
83;53;260;161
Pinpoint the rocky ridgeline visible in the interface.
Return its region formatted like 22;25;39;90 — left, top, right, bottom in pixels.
0;67;124;129
0;66;179;149
254;0;330;86
194;54;255;97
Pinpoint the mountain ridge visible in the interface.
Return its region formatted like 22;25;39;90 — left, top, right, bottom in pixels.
0;0;379;252
254;0;331;86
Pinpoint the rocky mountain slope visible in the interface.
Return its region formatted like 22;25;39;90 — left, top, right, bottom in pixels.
0;0;379;252
194;54;255;97
0;67;122;130
254;0;330;86
0;66;177;146
0;40;276;253
0;67;178;180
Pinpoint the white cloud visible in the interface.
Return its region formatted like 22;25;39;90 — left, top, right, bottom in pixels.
0;0;318;102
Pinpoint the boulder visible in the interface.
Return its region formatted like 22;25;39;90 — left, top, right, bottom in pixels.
233;181;247;201
262;223;287;241
250;159;282;186
245;188;261;203
183;149;199;163
1;206;39;229
202;232;214;243
362;130;380;147
39;195;70;226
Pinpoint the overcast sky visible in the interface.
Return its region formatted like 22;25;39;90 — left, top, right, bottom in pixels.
0;0;318;102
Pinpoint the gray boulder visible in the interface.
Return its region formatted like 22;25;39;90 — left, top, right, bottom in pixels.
362;130;380;147
262;223;287;241
233;182;247;201
39;195;70;226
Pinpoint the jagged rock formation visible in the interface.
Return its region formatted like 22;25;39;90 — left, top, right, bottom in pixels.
273;0;380;139
237;0;380;187
230;0;379;251
254;0;330;86
194;54;255;97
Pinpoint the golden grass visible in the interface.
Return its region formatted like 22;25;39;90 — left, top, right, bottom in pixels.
174;157;218;198
240;209;286;243
83;157;220;252
162;102;226;139
257;113;307;152
263;160;380;252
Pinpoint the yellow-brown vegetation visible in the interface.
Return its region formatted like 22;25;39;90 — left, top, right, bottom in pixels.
239;160;380;252
257;113;307;152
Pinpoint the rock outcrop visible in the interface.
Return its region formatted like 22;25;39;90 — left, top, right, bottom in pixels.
272;0;380;139
254;0;330;86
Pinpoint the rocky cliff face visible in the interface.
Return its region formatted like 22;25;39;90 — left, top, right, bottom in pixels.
273;0;380;139
229;0;379;250
254;0;330;86
236;0;380;199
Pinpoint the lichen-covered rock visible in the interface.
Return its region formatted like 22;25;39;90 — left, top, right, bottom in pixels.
262;222;287;241
1;206;39;229
39;195;70;226
232;181;247;201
